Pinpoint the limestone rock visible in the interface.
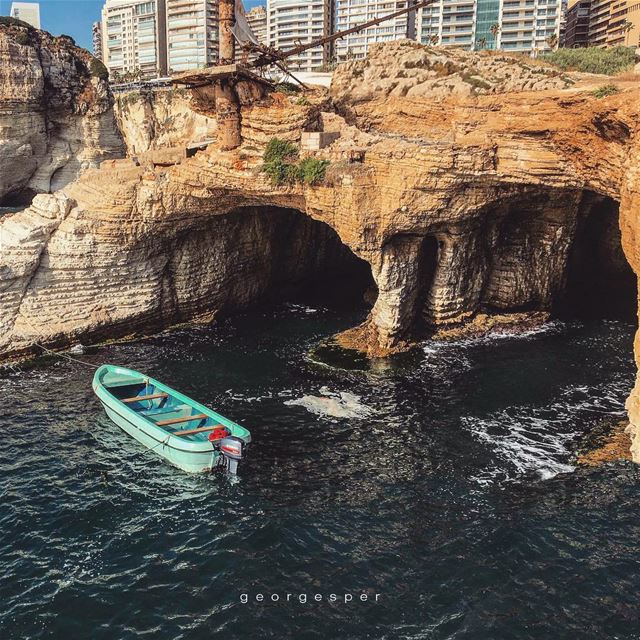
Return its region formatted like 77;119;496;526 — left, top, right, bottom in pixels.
114;88;217;155
4;40;640;462
331;39;574;110
0;23;124;203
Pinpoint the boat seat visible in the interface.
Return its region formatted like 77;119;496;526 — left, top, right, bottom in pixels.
122;392;169;404
156;413;208;427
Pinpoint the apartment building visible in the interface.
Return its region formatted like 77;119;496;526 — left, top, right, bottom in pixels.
334;1;417;61
579;0;639;47
9;2;40;28
416;0;563;52
166;0;219;73
588;0;611;43
562;0;591;46
101;0;168;78
606;0;640;46
246;5;267;43
93;21;104;59
266;0;333;71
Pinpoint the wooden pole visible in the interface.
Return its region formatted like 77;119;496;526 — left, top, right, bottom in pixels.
219;0;235;64
215;80;242;150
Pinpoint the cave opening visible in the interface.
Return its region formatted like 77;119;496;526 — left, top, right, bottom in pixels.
416;235;440;331
263;207;376;310
408;188;637;335
559;193;637;321
173;205;376;321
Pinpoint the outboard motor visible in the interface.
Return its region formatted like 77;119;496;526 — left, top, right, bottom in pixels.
219;436;244;475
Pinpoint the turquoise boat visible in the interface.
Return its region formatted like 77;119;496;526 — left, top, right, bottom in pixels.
92;365;251;474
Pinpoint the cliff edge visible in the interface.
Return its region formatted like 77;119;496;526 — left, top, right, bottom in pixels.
0;19;124;204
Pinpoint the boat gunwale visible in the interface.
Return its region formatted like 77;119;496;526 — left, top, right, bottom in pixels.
93;364;250;453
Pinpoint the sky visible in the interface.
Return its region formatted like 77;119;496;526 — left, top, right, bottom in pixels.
0;0;265;52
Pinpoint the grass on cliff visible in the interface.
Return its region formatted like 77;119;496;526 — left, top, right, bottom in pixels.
0;16;34;29
262;138;329;187
591;84;621;98
274;82;301;95
90;57;109;81
542;47;636;76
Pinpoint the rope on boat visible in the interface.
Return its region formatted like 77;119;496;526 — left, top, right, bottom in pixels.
20;316;100;370
32;341;100;369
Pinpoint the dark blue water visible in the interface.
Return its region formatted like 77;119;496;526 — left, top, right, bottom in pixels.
1;304;639;639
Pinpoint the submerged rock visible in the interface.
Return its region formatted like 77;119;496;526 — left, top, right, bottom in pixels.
576;421;633;466
285;389;374;419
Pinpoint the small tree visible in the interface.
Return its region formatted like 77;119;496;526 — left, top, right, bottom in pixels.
89;57;109;80
622;20;633;46
546;33;558;50
477;37;487;50
490;23;501;43
428;34;439;46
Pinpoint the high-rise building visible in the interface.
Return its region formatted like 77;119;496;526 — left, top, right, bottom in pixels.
101;0;168;79
93;21;104;59
166;0;219;73
9;2;40;28
604;0;640;46
570;0;640;48
587;0;611;44
335;1;416;61
415;0;563;52
562;0;591;47
246;5;267;43
266;0;334;71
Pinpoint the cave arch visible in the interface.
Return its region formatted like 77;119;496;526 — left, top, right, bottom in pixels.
157;205;376;324
560;193;637;320
378;187;637;344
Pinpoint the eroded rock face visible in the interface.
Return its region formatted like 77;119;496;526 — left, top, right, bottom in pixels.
2;41;640;457
114;89;217;155
331;40;574;109
0;23;124;203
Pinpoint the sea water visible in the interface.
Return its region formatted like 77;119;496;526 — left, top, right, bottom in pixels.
0;303;638;639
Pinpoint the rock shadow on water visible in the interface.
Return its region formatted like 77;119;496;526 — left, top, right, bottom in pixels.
307;338;422;374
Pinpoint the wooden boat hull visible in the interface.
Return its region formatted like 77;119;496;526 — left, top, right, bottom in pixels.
93;365;251;474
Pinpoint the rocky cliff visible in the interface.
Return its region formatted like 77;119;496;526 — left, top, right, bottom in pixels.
0;21;124;204
114;88;217;155
2;41;640;457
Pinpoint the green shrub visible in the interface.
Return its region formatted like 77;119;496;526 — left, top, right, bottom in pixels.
262;158;288;185
284;163;305;184
261;137;330;187
0;16;33;29
591;84;620;98
89;57;109;80
296;96;311;106
274;81;301;95
263;138;298;164
542;47;635;76
299;157;330;185
15;31;31;46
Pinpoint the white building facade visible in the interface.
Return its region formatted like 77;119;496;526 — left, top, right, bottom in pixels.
335;0;417;61
266;0;333;71
246;5;267;43
101;0;168;78
416;0;563;52
9;2;40;28
166;0;219;73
